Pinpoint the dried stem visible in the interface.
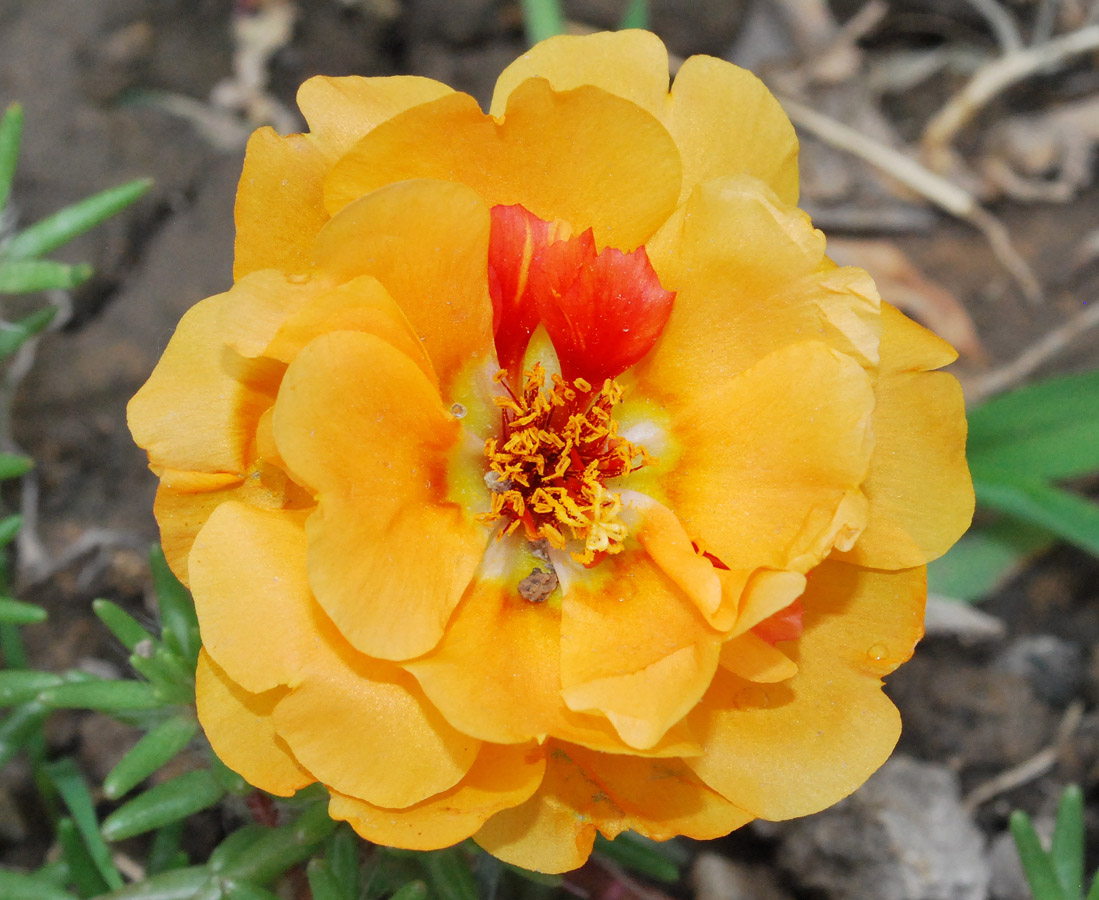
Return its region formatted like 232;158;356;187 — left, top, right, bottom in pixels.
780;96;1043;304
965;0;1024;52
967;300;1099;404
922;24;1099;169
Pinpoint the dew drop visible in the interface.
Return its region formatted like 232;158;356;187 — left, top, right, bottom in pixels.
866;643;888;662
450;402;467;419
734;685;770;710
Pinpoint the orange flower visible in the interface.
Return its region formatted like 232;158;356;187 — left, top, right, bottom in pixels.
128;31;973;873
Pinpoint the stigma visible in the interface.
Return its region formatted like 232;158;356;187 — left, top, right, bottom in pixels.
478;363;652;565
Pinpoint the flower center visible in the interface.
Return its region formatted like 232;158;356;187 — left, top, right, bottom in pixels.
477;363;652;565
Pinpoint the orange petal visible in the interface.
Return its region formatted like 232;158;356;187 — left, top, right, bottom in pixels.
298;75;453;163
719;633;798;683
128;274;296;473
560;548;721;749
265;275;436;387
195;651;312;797
154;464;303;585
638;176;880;403
273;330;487;661
727;568;808;637
665;55;799;205
323;80;681;251
272;633;480;809
310;179;495;393
234;129;329;280
405;542;701;757
329;742;545;850
489;30;671;120
189;502;318;693
664;341;874;573
487;32;798;206
686;561;926;820
838;304;974;568
475;741;753;873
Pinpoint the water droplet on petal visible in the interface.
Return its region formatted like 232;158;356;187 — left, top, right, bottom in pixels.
734;685;770;710
866;643;888;662
450;402;467;419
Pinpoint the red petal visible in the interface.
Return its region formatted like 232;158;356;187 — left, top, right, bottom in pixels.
751;599;805;645
488;204;553;371
529;230;675;384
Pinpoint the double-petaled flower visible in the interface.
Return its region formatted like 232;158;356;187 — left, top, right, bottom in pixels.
128;31;973;873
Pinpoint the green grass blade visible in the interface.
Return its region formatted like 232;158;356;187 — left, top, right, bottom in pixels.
39;678;162;712
0;669;63;705
103;714;200;799
1010;810;1067;900
0;869;80;900
0;701;47;767
2;178;152;260
0;596;48;625
0;261;92;294
974;479;1099;558
0;453;33;479
0;103;24;212
101;768;225;841
520;0;566;44
57;816;111;898
618;0;648;29
149;546;199;668
45;757;124;890
1050;785;1084;900
0;306;58;357
93;599;155;651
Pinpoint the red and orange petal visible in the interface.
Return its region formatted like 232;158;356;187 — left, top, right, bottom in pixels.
474;742;753;874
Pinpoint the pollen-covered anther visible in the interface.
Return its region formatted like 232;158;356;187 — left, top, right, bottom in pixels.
478;363;652;564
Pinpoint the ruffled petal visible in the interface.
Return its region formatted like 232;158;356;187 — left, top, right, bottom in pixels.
329;743;545;850
487;32;799;205
719;633;798;683
310;179;495;393
272;631;481;809
637;176;880;403
189;502;314;694
323;79;681;251
838;304;973;568
662;341;874;573
686;561;926;820
664;55;799;205
128;280;283;473
234;129;329;280
273;330;488;661
298;75;454;162
195;651;312;797
560;548;721;749
489;30;671;119
405;542;702;757
475;741;752;873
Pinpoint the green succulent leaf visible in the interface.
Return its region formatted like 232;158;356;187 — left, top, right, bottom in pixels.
0;701;47;767
388;882;429;900
0;261;91;295
974;479;1099;558
307;860;347;900
421;848;479;900
0;513;24;545
216;802;338;886
0;669;63;705
101;768;226;841
1050;785;1084;900
149;546;199;668
94;866;208;900
0;869;80;900
93;599;156;652
0;454;33;479
1;177;152;261
0;306;58;356
618;0;648;29
520;0;566;44
103;714;200;799
39;678;162;712
147;821;188;876
1010;809;1067;900
594;831;683;883
57;817;111;898
0;597;48;626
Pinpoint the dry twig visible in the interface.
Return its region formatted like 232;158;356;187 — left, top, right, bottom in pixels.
779;96;1043;304
963;701;1084;812
967;300;1099;404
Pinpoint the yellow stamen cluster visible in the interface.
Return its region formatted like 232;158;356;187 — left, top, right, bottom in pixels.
479;364;651;564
